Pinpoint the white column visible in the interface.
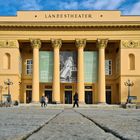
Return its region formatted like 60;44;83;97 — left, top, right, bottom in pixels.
30;39;41;103
97;39;108;104
51;39;62;103
76;39;86;103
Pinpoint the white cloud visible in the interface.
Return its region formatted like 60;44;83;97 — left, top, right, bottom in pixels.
105;0;126;10
81;0;125;10
58;1;78;10
21;0;42;10
57;0;126;10
127;1;140;15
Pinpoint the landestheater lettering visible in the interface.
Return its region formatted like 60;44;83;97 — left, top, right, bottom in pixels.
45;14;93;18
0;10;140;105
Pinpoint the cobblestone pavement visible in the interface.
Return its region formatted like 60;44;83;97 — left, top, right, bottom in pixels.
27;109;119;140
0;107;62;140
76;108;140;140
0;106;140;140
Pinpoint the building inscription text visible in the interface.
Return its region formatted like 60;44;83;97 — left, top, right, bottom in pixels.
45;14;93;19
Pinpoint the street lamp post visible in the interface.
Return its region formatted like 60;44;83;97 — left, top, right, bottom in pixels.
4;79;13;103
124;79;134;103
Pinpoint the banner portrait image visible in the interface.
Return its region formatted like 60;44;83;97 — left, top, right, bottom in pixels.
60;52;77;83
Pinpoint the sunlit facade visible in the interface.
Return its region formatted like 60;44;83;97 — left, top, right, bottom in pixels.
0;11;140;104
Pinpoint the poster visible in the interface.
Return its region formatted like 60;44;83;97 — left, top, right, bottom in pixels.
84;51;98;82
39;51;53;82
60;52;77;83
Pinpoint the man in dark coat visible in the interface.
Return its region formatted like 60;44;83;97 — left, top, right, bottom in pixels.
73;92;79;108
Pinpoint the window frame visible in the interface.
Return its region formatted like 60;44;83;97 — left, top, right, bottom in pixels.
105;59;112;75
26;59;33;75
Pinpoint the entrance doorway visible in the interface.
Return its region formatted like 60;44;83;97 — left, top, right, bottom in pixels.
106;86;112;104
45;90;52;103
26;90;32;103
85;91;92;104
65;91;72;104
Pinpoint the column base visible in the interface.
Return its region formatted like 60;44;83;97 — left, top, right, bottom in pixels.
52;101;61;104
97;102;107;105
79;101;85;104
31;101;40;104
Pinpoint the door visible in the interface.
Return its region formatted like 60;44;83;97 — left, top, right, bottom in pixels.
106;86;112;104
85;91;92;104
65;91;72;104
26;90;32;103
106;91;111;104
45;90;52;103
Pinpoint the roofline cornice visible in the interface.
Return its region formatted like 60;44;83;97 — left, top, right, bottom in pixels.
0;21;140;28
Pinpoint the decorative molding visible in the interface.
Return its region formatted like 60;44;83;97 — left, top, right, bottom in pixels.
0;22;140;29
30;39;41;49
75;39;86;48
0;40;19;48
121;40;140;48
97;39;108;49
51;39;62;49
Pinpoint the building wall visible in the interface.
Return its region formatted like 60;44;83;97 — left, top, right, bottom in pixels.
1;40;140;104
0;11;140;104
120;40;140;103
0;41;20;102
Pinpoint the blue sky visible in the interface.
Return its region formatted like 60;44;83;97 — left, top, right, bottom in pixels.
0;0;140;16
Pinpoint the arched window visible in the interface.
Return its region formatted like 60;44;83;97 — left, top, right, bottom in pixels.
3;53;10;69
129;53;135;70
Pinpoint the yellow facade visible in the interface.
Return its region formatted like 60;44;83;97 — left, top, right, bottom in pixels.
0;11;140;104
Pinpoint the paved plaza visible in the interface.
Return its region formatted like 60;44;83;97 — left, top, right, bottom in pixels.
0;105;140;140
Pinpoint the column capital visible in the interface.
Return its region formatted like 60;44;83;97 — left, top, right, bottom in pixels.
30;39;41;49
76;39;86;49
51;39;62;49
97;39;108;49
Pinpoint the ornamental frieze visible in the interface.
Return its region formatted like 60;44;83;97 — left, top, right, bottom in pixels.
0;40;19;48
121;40;140;48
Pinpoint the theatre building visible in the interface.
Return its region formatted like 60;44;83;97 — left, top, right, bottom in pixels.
0;11;140;104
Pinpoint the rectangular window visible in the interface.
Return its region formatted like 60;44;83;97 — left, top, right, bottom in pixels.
85;86;92;89
65;86;72;89
26;59;32;75
105;60;112;75
26;85;32;89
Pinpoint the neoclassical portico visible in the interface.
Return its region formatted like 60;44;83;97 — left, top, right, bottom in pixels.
30;38;108;104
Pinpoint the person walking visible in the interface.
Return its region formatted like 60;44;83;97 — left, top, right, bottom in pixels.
44;96;48;107
40;96;45;107
73;92;79;108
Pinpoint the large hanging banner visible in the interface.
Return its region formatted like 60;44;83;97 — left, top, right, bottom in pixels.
60;52;77;83
39;51;53;82
84;51;98;83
